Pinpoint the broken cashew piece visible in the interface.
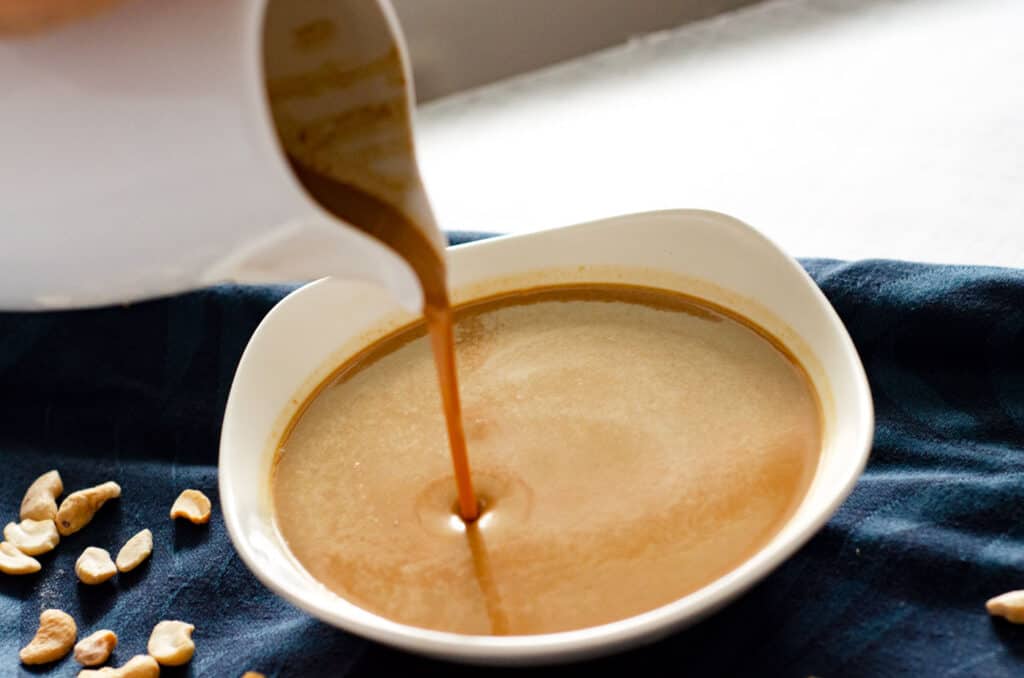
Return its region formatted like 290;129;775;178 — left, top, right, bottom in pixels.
20;469;63;521
57;481;121;536
78;654;160;678
116;528;153;572
148;619;195;666
4;518;60;556
987;590;1024;623
0;541;41;575
170;489;211;524
76;547;117;585
20;608;77;665
74;629;118;666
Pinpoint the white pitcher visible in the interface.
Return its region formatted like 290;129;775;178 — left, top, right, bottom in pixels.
0;0;440;312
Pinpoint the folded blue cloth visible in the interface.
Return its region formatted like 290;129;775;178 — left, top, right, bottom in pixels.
2;234;1023;677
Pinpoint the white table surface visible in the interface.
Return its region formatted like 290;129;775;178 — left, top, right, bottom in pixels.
415;0;1024;266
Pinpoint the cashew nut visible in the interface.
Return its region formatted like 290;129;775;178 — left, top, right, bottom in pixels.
78;654;160;678
20;469;63;521
76;547;117;585
0;541;41;574
987;590;1024;623
74;629;118;666
115;528;153;572
115;524;152;573
20;608;77;665
170;489;211;524
4;518;60;556
147;620;195;666
57;481;121;536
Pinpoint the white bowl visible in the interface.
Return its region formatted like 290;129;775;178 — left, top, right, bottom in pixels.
219;209;873;665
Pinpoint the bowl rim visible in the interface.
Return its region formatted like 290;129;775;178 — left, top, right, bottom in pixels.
219;208;874;664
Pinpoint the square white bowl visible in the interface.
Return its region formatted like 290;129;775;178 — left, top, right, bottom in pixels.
219;209;873;665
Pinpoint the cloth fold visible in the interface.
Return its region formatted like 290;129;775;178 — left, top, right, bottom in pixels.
2;239;1023;676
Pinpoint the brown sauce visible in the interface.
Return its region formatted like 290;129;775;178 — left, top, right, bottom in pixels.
288;160;479;521
272;283;822;635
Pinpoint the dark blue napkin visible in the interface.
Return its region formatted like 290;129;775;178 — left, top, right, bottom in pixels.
2;233;1024;677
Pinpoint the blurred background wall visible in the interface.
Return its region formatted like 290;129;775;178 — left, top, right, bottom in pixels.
393;0;761;101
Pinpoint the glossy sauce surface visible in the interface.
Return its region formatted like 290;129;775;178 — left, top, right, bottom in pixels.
273;285;821;635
